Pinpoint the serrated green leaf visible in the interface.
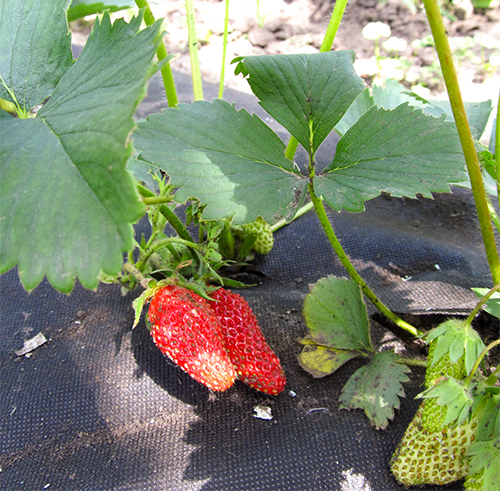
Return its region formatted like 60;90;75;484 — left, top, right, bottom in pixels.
134;99;307;225
0;0;74;112
422;99;493;141
314;103;466;212
303;275;371;351
449;336;465;364
372;79;426;110
477;394;500;441
467;438;500;485
473;288;500;320
67;0;134;22
0;12;162;292
297;343;361;378
237;52;365;154
339;351;410;429
418;378;473;427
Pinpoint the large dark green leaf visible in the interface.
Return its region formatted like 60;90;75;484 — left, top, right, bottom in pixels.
314;103;467;212
0;0;74;112
0;12;162;292
235;52;365;154
134;99;307;225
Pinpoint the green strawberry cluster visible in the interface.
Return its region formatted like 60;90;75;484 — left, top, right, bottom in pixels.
390;319;484;487
238;216;274;255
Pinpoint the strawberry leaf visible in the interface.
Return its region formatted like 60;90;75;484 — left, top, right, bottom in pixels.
297;343;361;378
0;12;162;292
314;104;467;212
473;288;500;320
234;51;365;154
476;393;500;441
467;438;500;490
134;99;307;225
339;351;410;430
302;275;371;351
67;0;134;22
427;320;486;375
0;0;74;113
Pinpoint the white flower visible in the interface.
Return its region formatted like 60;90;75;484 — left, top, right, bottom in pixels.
362;22;391;41
354;57;380;77
382;36;408;53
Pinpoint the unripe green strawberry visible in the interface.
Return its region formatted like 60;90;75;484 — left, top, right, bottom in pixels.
421;340;467;433
235;216;274;255
390;404;478;486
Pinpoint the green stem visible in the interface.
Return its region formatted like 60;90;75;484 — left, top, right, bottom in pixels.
285;0;349;160
0;75;28;118
308;182;422;337
465;282;500;325
464;338;500;386
136;237;202;271
137;184;194;242
135;0;178;108
270;201;314;233
423;0;500;285
218;0;230;99
397;358;428;368
158;205;194;242
495;91;500;209
142;196;173;205
185;0;203;101
319;0;348;52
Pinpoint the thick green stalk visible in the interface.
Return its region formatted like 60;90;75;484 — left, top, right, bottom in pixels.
135;0;178;108
319;0;348;53
218;0;230;99
308;182;422;337
496;91;500;207
285;0;349;159
423;0;500;284
185;0;203;100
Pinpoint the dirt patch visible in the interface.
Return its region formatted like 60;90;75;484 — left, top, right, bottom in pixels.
135;0;500;101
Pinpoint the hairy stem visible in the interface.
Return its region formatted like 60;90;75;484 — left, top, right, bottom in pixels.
135;0;178;108
218;0;230;99
185;0;203;100
466;282;500;325
308;182;422;337
496;91;500;208
423;0;500;284
464;338;500;386
136;237;202;272
270;202;314;233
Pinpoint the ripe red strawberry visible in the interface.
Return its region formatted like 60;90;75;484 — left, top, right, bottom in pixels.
208;288;286;395
148;285;236;391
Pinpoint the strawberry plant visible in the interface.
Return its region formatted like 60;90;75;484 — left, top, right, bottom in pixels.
1;0;499;489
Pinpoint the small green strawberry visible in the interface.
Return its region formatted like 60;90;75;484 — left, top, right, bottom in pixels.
234;216;274;255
